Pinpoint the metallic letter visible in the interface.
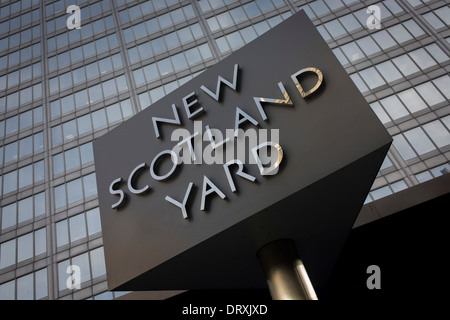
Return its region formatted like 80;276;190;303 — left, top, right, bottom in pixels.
234;107;259;137
291;67;323;98
176;131;201;163
200;64;239;101
66;5;81;30
109;178;125;209
152;104;181;139
150;150;179;181
253;82;293;121
128;163;149;195
183;92;204;119
165;182;194;219
200;176;226;211
251;142;283;176
223;159;256;192
205;125;230;150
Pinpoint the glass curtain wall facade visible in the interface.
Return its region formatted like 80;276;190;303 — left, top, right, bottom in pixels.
0;0;449;300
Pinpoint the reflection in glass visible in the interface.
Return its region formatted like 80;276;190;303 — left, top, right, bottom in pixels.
393;134;416;161
1;203;16;229
56;220;69;247
423;121;450;148
397;89;427;113
18;196;33;223
35;228;46;256
404;127;436;155
17;232;33;262
35;268;48;300
90;247;106;279
17;273;33;300
69;214;87;243
393;55;420;76
67;178;83;205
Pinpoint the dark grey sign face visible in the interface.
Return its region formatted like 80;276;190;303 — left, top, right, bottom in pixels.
94;11;391;291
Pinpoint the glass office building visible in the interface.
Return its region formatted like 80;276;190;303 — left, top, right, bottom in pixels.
0;0;448;300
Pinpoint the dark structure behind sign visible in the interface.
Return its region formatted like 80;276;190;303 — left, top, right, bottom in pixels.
93;10;392;292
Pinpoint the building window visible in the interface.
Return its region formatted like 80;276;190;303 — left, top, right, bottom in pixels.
1;192;47;229
422;6;450;31
392;134;417;161
52;97;132;146
53;173;98;209
57;247;106;292
52;142;93;177
0;228;47;270
403;127;436;156
0;279;15;300
422;120;450;149
56;207;102;248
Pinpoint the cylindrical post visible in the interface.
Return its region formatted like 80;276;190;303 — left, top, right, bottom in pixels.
257;239;318;300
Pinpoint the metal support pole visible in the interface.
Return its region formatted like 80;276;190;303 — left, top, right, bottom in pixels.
257;239;318;300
